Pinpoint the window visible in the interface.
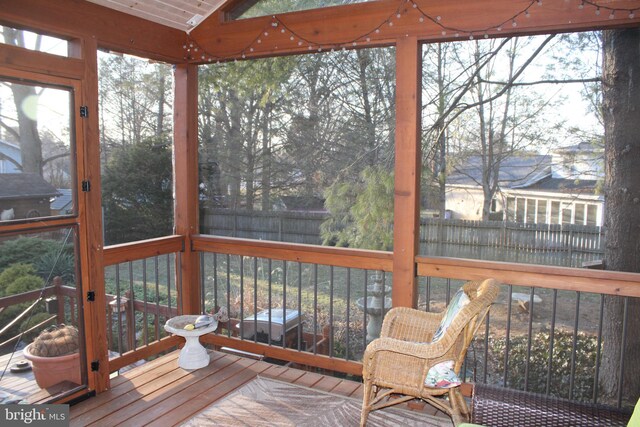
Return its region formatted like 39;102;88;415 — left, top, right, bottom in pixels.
516;199;525;223
562;207;572;225
526;199;536;224
1;26;70;57
537;200;547;224
586;204;598;226
506;197;516;221
0;77;75;222
420;32;604;268
575;203;585;225
98;51;174;245
198;47;395;250
551;201;560;224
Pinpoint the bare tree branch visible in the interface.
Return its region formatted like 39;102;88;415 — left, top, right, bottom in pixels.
480;77;601;86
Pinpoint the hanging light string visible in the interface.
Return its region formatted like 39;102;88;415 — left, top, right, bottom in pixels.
183;0;639;62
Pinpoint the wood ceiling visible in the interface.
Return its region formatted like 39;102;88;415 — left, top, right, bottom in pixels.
85;0;230;32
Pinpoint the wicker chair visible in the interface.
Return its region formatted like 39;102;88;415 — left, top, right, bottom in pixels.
360;278;500;426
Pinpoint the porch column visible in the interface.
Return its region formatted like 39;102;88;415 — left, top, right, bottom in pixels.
79;36;110;393
392;36;421;308
174;64;201;314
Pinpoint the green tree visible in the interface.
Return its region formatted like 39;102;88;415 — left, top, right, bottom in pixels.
321;166;393;251
0;238;60;271
102;136;173;245
600;27;640;404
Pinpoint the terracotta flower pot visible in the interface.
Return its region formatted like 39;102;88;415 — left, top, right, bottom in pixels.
23;343;81;389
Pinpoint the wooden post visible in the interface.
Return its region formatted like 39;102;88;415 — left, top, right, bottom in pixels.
173;64;201;315
392;36;421;309
77;36;110;393
53;276;65;324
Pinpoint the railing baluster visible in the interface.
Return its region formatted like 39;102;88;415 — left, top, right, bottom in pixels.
226;254;231;338
177;253;183;315
313;264;318;355
240;255;244;340
503;284;513;387
524;287;535;391
154;256;160;341
166;254;172;318
481;309;490;383
267;259;272;345
143;258;148;347
546;289;558;395
282;260;287;349
200;254;205;314
363;271;368;353
128;261;136;352
569;291;581;400
115;264;123;356
593;294;604;404
425;276;431;312
213;253;218;313
297;262;302;351
252;256;258;344
346;267;351;361
617;297;629;409
329;265;334;358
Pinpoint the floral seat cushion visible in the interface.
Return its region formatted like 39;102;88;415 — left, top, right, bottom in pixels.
425;287;470;388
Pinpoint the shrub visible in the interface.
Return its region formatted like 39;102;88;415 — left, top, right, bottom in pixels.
485;329;598;402
0;238;59;271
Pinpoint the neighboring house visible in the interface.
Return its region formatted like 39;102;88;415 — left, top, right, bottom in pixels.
51;188;73;215
0;140;22;174
0;173;61;220
446;143;604;226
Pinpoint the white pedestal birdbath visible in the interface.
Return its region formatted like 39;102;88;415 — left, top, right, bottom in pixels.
357;275;392;342
164;315;218;370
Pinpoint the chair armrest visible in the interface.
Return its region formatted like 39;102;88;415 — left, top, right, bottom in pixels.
365;336;448;361
381;307;444;342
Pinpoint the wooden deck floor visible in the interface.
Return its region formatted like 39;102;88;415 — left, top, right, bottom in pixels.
70;349;449;427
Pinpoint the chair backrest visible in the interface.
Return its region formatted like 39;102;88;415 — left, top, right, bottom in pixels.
438;279;500;372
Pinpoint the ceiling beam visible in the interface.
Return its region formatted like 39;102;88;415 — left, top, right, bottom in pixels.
0;0;188;63
189;0;640;62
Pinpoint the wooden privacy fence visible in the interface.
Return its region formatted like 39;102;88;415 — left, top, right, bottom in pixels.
202;210;605;267
202;209;326;245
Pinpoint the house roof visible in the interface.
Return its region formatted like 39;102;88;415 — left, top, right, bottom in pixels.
447;154;551;189
0;174;61;200
514;175;598;195
51;189;73;211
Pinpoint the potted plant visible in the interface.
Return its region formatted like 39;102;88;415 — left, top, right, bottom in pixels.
23;324;81;389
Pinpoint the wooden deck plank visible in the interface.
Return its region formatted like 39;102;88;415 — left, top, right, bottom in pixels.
146;358;274;427
272;365;306;383
258;363;290;379
292;371;324;388
311;375;343;393
125;356;269;426
109;350;181;387
68;350;381;427
73;368;193;426
71;355;183;419
328;378;362;397
80;354;241;426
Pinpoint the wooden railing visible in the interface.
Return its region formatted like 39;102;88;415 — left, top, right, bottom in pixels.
97;233;640;407
103;235;184;373
193;234;393;376
0;280;79;351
